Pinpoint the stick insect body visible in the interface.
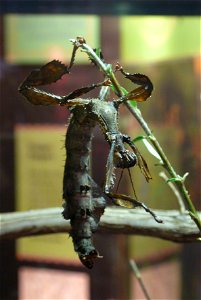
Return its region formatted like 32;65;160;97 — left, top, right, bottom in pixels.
19;37;162;269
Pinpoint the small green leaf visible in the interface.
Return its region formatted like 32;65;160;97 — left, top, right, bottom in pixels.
167;173;189;184
109;84;116;93
128;100;138;108
167;177;181;183
142;139;162;160
94;48;101;57
132;135;147;143
110;85;131;99
132;136;162;161
120;86;128;95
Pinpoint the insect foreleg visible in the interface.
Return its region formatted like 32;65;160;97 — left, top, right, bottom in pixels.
19;85;90;107
19;57;109;107
19;86;64;106
18;60;68;105
67;42;79;72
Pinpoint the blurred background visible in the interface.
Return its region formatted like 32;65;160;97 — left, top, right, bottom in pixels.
0;1;200;299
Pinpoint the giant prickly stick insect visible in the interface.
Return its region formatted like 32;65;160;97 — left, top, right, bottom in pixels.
19;37;162;269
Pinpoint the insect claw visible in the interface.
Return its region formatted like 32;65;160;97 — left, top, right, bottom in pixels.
155;216;163;223
103;79;112;86
76;36;86;44
70;36;86;48
141;202;163;223
115;62;123;72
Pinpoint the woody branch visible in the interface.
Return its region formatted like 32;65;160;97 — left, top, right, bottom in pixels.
1;207;200;242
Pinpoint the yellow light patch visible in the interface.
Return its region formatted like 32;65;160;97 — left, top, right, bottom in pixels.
120;16;201;64
15;125;77;261
5;14;100;64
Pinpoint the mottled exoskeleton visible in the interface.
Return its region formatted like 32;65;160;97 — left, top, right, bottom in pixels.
19;37;162;268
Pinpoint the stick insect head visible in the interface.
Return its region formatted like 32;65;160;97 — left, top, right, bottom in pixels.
110;133;138;169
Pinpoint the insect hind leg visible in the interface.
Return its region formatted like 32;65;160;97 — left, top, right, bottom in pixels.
107;192;163;223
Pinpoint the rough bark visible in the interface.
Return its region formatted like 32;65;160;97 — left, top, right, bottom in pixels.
1;206;200;242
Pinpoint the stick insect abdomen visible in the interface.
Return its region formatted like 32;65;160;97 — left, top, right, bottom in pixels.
62;105;106;268
63;114;94;199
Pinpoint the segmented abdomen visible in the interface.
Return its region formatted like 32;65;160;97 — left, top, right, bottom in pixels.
62;108;105;268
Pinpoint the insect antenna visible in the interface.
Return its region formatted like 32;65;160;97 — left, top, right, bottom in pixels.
68;44;79;72
115;169;124;193
128;168;138;200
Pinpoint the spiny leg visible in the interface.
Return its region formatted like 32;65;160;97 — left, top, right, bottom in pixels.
18;59;68;105
19;60;68;90
115;63;153;103
67;41;79;72
19;59;110;107
60;80;111;104
19;36;110;107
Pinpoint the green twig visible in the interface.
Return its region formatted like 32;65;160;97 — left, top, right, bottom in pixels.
124;102;201;231
71;38;201;232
